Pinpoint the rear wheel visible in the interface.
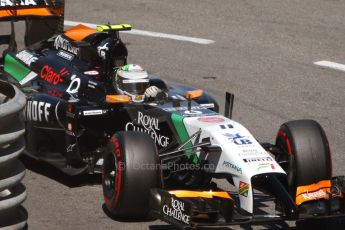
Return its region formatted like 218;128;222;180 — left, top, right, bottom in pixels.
275;119;332;196
102;131;161;218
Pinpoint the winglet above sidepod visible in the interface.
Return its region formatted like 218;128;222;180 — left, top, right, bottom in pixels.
96;24;132;32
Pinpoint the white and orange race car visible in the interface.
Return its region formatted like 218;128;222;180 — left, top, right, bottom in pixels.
101;93;345;228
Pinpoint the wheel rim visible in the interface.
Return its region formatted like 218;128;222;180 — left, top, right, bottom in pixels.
276;131;296;195
103;151;118;206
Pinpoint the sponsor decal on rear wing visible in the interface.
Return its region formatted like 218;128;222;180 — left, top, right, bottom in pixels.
0;0;64;20
0;0;65;46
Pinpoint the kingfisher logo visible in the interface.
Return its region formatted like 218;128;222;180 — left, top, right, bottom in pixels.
54;35;79;55
0;0;37;6
302;190;327;200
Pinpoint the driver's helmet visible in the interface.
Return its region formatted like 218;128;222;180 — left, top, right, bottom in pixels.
115;64;149;102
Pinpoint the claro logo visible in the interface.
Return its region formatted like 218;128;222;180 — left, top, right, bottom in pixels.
40;65;69;85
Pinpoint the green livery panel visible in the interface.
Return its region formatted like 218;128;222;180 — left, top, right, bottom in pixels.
171;113;199;164
4;54;31;82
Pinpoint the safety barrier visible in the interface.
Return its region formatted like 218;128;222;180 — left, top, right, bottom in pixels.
0;80;27;229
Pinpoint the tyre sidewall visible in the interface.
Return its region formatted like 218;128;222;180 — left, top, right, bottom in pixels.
103;131;161;218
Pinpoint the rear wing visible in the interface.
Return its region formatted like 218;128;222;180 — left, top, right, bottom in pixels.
0;0;65;50
0;0;64;21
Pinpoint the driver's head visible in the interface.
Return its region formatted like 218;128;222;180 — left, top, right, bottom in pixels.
114;64;149;102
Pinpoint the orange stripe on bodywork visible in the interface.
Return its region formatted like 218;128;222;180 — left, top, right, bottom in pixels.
64;24;97;41
106;95;131;104
169;190;232;200
0;7;63;17
295;180;331;206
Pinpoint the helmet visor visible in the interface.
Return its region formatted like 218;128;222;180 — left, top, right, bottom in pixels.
118;79;149;95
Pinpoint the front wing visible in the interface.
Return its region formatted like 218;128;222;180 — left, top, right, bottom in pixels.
149;177;345;229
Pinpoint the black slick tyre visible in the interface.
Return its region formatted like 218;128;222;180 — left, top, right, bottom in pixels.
102;131;161;218
275;119;332;196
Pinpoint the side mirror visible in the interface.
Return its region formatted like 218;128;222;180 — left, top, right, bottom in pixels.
185;89;203;101
106;95;131;103
185;89;203;112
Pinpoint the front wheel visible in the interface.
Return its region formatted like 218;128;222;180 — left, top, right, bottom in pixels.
275;119;332;196
102;131;161;218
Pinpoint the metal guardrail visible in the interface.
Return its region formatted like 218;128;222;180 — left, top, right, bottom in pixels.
0;80;27;230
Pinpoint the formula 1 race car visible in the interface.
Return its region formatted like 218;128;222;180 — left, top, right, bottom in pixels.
1;1;345;229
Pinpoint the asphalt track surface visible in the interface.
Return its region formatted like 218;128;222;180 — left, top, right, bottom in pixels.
1;0;345;229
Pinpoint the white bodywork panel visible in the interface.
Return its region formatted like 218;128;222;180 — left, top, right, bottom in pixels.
182;115;286;213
